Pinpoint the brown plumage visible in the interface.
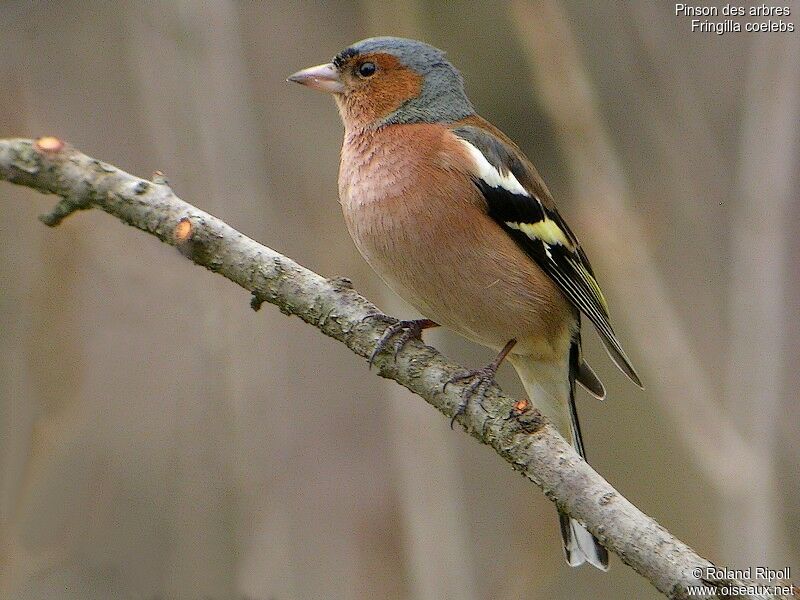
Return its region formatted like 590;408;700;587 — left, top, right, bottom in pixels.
339;123;575;360
289;36;643;570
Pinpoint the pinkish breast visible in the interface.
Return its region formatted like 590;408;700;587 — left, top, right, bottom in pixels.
337;124;574;359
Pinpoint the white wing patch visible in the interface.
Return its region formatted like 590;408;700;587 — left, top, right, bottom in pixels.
458;138;530;197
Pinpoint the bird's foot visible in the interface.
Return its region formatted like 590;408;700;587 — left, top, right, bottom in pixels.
364;315;438;368
445;339;517;429
445;365;499;428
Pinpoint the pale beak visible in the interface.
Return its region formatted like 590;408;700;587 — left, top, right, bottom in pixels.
286;63;345;94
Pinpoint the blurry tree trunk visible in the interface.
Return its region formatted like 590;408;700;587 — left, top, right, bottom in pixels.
124;2;267;596
510;0;758;489
125;2;409;598
724;30;799;569
2;4;188;598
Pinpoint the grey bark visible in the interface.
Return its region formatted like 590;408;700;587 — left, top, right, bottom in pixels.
0;137;792;600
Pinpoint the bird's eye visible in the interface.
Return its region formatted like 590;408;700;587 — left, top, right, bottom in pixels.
357;62;377;78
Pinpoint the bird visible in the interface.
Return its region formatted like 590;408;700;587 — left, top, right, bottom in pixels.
288;36;642;571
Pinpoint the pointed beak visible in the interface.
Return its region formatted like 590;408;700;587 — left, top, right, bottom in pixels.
286;63;345;94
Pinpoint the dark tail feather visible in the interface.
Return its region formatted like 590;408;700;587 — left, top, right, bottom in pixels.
560;339;609;570
559;512;608;570
577;359;606;400
599;330;644;389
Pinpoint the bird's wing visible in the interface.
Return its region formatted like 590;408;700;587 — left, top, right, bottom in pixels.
450;122;642;388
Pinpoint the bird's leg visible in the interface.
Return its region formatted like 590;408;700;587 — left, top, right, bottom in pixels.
363;314;439;368
446;339;517;428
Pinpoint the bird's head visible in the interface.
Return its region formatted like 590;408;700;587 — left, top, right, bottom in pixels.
288;37;474;131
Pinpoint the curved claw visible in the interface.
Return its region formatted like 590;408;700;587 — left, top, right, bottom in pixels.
446;367;497;428
445;339;517;429
364;316;438;369
361;313;398;326
369;321;413;367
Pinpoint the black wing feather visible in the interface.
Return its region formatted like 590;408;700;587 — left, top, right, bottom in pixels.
452;125;642;388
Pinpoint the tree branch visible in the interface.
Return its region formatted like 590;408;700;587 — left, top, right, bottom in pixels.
1;137;791;600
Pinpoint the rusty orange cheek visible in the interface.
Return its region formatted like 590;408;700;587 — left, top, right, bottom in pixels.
374;65;423;113
346;55;424;125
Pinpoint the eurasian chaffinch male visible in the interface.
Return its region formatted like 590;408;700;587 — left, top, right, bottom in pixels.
289;36;642;571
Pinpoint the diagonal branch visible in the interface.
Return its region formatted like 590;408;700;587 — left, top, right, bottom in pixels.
0;137;790;600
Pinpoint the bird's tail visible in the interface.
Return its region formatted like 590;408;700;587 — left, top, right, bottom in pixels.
509;347;609;571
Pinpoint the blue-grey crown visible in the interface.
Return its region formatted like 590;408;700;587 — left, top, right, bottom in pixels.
335;37;475;125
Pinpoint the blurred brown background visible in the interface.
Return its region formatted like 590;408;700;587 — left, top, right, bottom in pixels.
1;1;798;599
